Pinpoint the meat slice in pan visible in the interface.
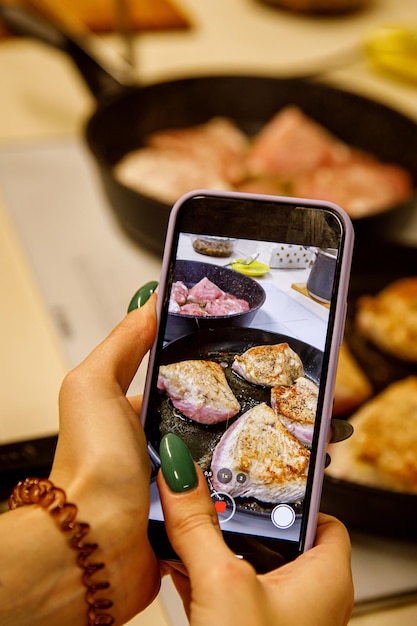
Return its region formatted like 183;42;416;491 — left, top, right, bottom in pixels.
178;303;209;316
271;376;318;446
211;402;310;503
148;116;249;184
232;343;304;387
246;105;352;178
293;159;413;219
205;294;249;316
187;277;224;303
114;146;231;205
171;280;188;305
157;360;240;424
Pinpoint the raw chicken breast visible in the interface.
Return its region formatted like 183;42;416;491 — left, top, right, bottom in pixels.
157;360;240;424
114;147;231;205
232;343;304;387
293;159;413;218
171;280;188;306
211;403;310;502
205;295;250;316
148;116;249;184
271;376;318;446
168;278;250;317
246;106;352;178
187;277;224;303
179;303;209;316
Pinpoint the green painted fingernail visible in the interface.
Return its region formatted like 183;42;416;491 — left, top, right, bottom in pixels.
160;434;198;493
127;281;158;312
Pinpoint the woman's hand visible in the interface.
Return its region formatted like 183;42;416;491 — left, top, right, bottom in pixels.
1;296;160;626
49;295;160;623
158;435;354;626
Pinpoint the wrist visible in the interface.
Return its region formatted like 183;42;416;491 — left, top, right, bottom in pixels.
47;473;161;624
0;506;85;626
5;478;115;626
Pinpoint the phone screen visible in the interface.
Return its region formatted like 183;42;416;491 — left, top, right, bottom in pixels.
141;191;353;570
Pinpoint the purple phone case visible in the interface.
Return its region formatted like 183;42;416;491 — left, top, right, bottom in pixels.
141;188;354;557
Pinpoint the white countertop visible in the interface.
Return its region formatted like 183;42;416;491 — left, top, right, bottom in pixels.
1;1;417;624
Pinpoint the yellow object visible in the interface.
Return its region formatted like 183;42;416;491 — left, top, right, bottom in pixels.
363;25;417;83
230;260;270;277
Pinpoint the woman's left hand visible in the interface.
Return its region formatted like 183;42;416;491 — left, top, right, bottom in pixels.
50;295;160;623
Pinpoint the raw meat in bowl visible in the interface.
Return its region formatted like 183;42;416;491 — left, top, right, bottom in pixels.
166;260;265;340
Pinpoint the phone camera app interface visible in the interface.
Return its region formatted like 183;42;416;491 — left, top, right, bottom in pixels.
147;203;342;546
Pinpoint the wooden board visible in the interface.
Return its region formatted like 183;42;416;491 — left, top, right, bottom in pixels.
291;282;330;308
0;0;191;37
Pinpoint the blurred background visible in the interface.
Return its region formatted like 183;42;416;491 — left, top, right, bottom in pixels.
0;1;416;625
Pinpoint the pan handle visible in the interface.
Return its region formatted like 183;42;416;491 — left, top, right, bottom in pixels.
0;3;137;101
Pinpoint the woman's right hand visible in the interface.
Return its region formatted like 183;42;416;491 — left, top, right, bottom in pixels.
157;434;354;626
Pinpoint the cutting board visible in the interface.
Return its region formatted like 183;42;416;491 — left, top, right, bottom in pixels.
291;282;330;308
0;0;191;36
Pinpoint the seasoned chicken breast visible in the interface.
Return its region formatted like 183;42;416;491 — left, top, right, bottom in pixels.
271;376;318;446
232;343;304;387
211;403;310;503
157;360;240;424
328;376;417;494
333;341;372;416
355;277;417;363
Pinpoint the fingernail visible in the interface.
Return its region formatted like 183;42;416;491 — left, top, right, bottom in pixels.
330;419;354;444
160;434;198;493
127;281;158;312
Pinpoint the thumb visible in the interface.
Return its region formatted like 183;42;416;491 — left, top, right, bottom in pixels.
157;434;235;578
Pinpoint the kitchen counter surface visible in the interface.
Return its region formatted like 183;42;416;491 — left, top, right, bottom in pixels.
1;1;416;624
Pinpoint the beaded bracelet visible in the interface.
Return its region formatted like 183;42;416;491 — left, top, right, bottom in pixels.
8;477;114;626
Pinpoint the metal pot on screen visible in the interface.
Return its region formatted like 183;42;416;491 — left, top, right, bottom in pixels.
306;248;337;304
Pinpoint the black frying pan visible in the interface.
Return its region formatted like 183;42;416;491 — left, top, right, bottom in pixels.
146;326;323;516
1;3;417;255
321;243;417;541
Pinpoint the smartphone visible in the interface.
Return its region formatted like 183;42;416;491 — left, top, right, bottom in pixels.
141;190;353;572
